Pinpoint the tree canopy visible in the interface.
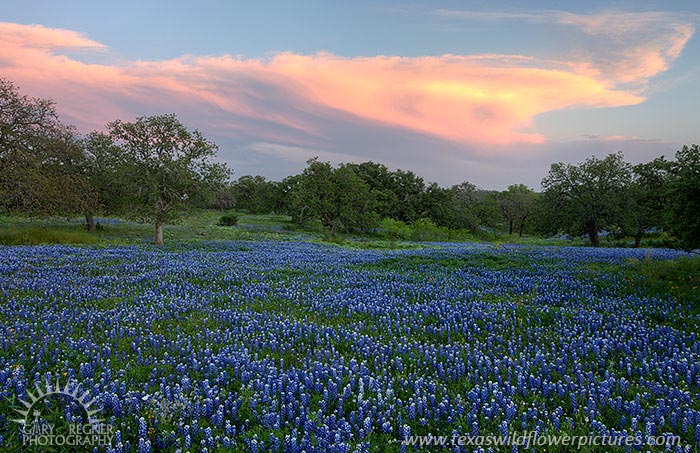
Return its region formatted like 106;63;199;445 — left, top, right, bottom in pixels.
668;145;700;250
541;152;631;247
0;78;84;216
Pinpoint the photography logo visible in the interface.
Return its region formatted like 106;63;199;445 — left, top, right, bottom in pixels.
11;377;114;447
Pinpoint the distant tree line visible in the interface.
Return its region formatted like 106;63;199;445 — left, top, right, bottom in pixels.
2;78;698;249
221;159;531;238
216;147;699;250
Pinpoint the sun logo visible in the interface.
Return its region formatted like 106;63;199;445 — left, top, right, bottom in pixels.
11;376;102;430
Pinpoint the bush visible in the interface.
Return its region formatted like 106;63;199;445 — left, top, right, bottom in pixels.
411;218;445;242
380;218;412;242
217;214;238;227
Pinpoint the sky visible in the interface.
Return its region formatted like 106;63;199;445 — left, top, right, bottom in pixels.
1;0;699;189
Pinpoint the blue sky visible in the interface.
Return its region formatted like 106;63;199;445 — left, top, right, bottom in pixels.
2;0;698;188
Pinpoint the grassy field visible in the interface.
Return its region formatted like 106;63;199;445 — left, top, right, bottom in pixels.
0;210;603;248
0;211;305;245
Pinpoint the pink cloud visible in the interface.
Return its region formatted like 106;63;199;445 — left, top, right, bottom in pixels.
0;21;105;50
603;135;637;141
0;15;692;151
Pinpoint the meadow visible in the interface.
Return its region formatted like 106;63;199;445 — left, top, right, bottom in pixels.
0;237;699;452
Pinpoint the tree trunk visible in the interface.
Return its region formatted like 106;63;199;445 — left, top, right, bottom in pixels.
518;213;528;237
508;219;514;235
634;231;642;248
588;228;600;247
155;221;164;246
85;213;95;232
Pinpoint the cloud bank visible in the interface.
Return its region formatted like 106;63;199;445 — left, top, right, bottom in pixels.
0;9;694;186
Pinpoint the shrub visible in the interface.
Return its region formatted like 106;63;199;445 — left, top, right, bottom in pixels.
411;218;446;242
380;218;412;242
217;214;238;227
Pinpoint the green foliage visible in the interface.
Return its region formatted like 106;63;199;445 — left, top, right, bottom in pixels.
217;213;238;227
384;168;426;223
450;181;481;232
334;163;379;233
380;218;412;242
0;78;90;217
668;145;700;250
343;161;399;220
80;131;131;218
541;152;632;247
287;159;378;235
473;190;503;235
231;175;281;214
496;183;537;236
619;157;673;247
421;182;459;228
410;217;450;242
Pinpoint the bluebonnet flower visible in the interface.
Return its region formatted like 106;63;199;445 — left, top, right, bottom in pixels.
0;242;696;451
137;438;151;453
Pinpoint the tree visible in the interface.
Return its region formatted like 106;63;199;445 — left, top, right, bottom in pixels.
0;78;78;216
388;169;425;223
420;183;457;228
450;181;480;232
624;157;672;247
0;78;61;158
668;145;700;250
496;184;536;236
345;161;398;220
44;127;100;220
287;159;377;236
541;152;631;247
232;175;277;214
78;132;131;231
473;190;503;236
106;114;229;245
287;158;335;230
334;163;378;233
211;183;236;212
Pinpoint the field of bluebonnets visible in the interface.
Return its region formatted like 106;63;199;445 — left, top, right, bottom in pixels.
1;241;699;452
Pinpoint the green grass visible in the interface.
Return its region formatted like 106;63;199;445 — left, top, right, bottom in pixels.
0;210;304;246
624;256;700;305
502;235;589;247
576;255;700;306
0;226;99;245
358;252;537;273
0;211;689;251
316;237;426;250
577;255;700;333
